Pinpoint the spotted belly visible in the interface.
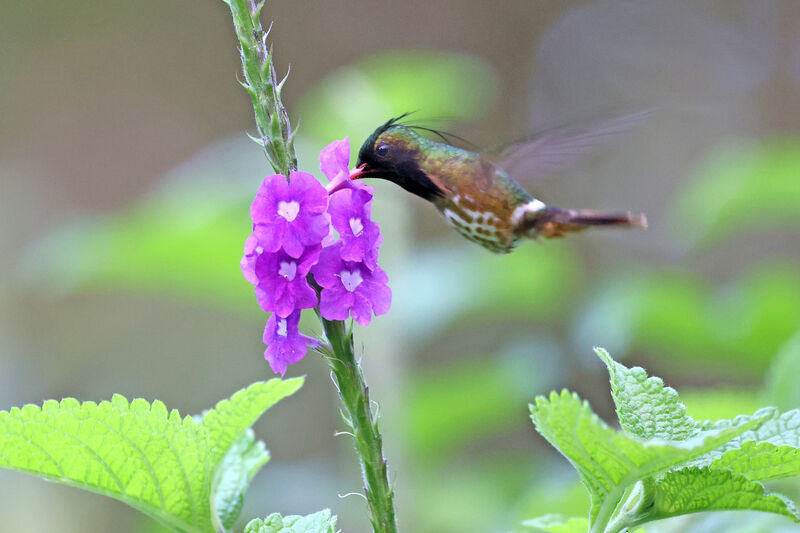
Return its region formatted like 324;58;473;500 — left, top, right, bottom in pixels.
437;195;518;254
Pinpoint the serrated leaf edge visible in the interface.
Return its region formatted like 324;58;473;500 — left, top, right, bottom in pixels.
0;378;304;533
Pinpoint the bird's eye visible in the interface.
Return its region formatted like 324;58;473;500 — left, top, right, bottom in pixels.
375;144;390;157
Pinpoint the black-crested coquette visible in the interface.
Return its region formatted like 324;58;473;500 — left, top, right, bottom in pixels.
348;114;648;253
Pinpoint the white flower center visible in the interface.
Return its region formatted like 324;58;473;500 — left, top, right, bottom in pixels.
340;269;363;292
276;318;288;337
349;217;364;236
279;261;297;281
277;200;300;222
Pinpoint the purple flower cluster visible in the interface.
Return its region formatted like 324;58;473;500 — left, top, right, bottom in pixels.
241;138;391;375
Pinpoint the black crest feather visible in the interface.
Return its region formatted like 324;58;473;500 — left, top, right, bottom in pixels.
363;112;475;150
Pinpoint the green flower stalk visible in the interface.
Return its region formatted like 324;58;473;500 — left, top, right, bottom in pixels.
225;0;296;175
317;317;397;533
225;2;399;532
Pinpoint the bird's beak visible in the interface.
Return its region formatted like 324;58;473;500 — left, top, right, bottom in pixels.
349;164;369;181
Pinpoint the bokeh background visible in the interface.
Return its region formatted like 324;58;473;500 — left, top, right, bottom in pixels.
2;1;800;532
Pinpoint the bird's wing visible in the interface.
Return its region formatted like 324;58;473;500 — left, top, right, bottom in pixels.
489;108;653;182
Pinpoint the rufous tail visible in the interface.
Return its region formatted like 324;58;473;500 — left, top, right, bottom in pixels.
520;206;647;239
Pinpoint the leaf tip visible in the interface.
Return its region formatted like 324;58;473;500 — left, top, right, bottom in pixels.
593;346;613;366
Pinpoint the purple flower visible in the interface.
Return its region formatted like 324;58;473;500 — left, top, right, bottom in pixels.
320;137;351;193
320;136;371;194
240;232;260;286
263;310;320;376
240;225;273;286
312;243;391;326
250;172;329;258
254;245;321;317
241;137;394;375
328;187;382;270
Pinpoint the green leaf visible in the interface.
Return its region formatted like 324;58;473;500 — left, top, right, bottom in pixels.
595;347;800;457
649;468;799;522
202;379;303;465
690;409;800;467
211;429;270;530
596;347;699;440
521;514;588;533
709;441;800;482
596;347;800;472
529;390;766;523
206;379;305;529
538;349;800;532
244;510;338;533
732;409;800;448
0;378;303;533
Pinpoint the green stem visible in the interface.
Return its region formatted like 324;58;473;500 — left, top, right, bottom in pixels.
593;478;657;533
226;0;296;175
319;317;398;533
589;486;627;533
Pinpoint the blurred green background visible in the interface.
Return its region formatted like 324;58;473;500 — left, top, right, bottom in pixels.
2;1;800;532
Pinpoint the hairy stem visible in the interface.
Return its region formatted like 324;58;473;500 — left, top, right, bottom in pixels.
319;318;398;533
225;0;296;174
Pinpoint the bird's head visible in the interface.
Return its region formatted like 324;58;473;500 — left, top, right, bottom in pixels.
351;115;445;201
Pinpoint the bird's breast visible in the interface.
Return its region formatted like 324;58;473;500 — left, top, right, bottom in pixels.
435;193;518;254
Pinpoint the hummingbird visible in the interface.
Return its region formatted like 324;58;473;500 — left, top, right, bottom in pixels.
348;114;648;254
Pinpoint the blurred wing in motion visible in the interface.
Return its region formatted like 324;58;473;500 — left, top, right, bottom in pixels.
491;108;653;182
